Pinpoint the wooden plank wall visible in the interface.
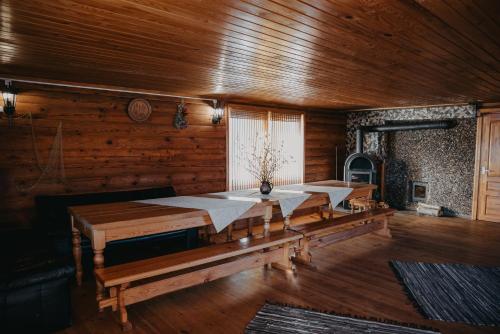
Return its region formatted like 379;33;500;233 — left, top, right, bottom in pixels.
0;84;346;230
305;112;347;183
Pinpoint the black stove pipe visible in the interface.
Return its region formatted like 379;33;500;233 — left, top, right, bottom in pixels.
355;120;455;154
355;128;364;154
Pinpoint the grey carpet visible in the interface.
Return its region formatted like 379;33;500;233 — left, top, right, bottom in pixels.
245;303;440;333
391;261;500;326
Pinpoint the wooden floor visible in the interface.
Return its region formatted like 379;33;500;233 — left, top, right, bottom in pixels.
60;212;500;334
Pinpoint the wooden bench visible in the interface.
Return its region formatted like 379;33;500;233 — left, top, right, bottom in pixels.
348;197;377;213
95;230;302;331
291;208;396;264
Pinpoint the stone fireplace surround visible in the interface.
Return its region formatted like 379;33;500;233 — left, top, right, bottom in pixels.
346;105;476;217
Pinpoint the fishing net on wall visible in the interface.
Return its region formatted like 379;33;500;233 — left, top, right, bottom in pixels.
13;113;66;192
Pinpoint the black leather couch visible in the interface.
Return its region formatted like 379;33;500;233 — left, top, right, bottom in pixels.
1;186;198;333
0;230;74;333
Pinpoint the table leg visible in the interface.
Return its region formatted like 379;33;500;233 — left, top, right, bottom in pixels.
226;223;233;241
328;202;334;220
263;205;272;238
318;206;324;220
204;226;211;243
71;216;83;286
284;214;292;230
91;230;106;311
247;218;254;237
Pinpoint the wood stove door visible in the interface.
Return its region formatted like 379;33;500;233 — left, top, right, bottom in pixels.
477;113;500;223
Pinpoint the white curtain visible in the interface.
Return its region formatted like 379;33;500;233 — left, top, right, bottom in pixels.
228;108;304;190
269;112;304;186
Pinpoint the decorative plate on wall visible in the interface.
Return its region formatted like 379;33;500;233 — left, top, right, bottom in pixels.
127;98;152;123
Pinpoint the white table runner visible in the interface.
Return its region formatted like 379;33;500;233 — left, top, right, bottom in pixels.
134;196;256;232
275;184;353;208
211;189;311;218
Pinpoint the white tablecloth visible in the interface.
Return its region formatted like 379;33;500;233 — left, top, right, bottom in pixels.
134;196;256;232
275;184;353;208
211;189;311;217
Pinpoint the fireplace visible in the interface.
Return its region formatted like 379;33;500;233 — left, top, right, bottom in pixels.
345;121;455;186
344;128;377;184
412;181;428;202
344;153;377;184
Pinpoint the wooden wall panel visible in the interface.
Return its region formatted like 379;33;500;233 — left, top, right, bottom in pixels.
305;112;347;183
0;86;227;230
0;86;346;230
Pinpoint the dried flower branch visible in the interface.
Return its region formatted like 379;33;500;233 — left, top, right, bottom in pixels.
236;132;294;184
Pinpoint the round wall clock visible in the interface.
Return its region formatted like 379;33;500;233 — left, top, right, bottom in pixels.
127;98;152;123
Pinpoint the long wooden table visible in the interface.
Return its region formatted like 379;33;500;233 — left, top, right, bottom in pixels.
69;180;376;308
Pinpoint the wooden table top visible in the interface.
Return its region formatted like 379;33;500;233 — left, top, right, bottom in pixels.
69;180;376;231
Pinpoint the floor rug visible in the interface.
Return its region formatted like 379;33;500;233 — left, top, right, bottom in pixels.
245;302;440;333
390;261;500;326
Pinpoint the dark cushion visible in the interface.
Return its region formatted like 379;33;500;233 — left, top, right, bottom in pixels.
0;229;73;288
0;264;74;291
0;268;73;332
35;186;177;235
34;186;199;266
0;229;74;332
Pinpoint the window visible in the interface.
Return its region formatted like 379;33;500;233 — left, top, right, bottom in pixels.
228;106;304;190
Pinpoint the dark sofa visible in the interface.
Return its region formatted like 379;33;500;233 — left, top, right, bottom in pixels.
0;230;74;333
1;186;198;333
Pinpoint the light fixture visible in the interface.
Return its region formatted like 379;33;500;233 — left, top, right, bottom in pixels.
212;99;224;124
2;80;17;127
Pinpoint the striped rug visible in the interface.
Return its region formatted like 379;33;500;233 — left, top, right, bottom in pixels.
390;261;500;326
245;303;440;333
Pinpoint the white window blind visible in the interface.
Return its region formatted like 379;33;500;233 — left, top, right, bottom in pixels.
228;108;304;191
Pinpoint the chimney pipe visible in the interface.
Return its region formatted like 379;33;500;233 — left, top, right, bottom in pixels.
354;120;455;154
361;120;455;133
355;128;363;153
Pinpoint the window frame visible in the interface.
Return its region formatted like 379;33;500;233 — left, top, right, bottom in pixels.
226;104;305;191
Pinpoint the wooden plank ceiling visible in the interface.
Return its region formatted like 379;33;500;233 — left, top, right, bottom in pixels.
1;0;499;110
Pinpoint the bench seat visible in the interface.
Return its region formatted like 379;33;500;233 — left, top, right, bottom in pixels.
292;208;396;236
95;229;301;330
292;208;395;264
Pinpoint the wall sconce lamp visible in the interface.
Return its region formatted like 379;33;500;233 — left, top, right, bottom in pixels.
212;99;224;125
2;80;17;127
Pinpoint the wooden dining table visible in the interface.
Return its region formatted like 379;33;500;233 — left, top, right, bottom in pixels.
69;180;376;307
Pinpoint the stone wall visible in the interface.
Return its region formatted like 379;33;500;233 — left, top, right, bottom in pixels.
346;105;476;217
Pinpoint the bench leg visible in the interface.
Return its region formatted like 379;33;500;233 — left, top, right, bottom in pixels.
94;249;105;310
271;242;295;271
294;238;312;264
118;284;132;331
283;242;295;271
110;287;117;311
373;217;392;238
